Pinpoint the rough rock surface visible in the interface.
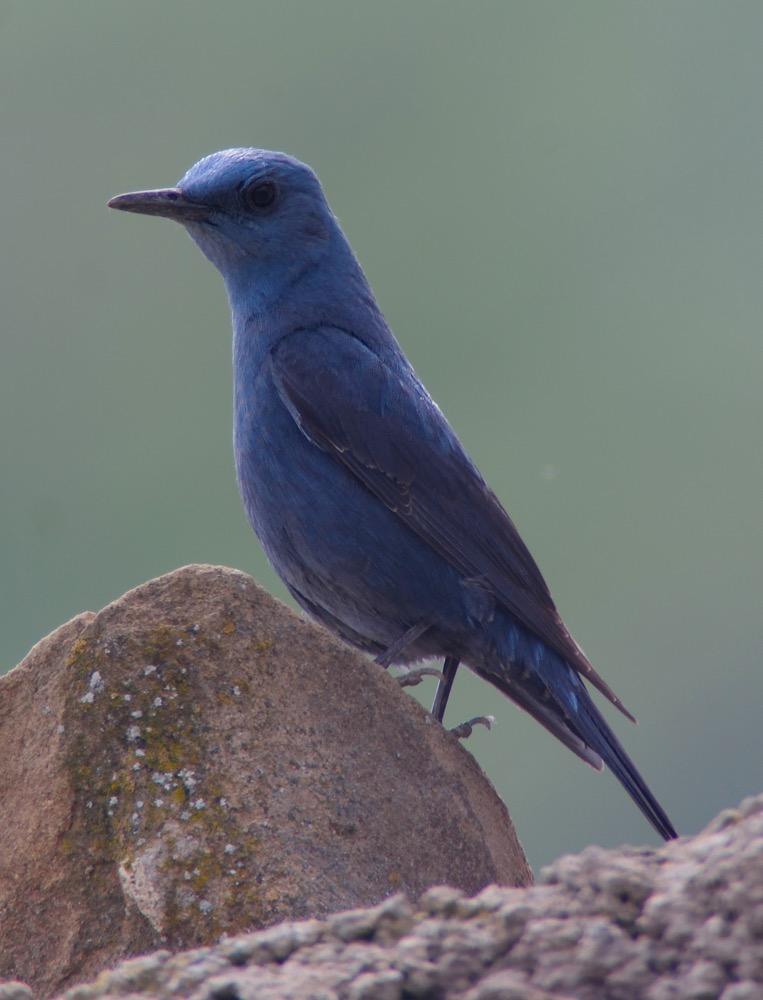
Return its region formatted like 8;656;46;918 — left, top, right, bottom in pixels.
0;565;530;999
49;794;763;1000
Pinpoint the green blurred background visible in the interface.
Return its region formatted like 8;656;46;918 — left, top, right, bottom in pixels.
1;1;761;869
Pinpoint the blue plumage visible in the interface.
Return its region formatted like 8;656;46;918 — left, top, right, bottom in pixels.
108;148;677;840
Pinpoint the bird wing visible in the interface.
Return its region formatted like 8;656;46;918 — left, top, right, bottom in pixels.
270;327;634;721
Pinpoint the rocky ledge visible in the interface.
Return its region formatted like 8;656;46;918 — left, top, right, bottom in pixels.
54;793;763;1000
1;566;760;999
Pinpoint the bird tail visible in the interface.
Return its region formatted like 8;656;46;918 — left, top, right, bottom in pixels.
566;684;677;840
486;621;678;841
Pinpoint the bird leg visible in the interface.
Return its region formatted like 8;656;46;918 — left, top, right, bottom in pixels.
374;620;432;668
450;715;495;740
374;621;442;689
431;657;493;738
431;656;460;722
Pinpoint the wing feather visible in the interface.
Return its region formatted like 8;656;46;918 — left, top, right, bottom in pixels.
271;328;635;721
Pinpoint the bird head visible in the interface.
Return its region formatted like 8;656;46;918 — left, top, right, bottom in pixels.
108;149;336;304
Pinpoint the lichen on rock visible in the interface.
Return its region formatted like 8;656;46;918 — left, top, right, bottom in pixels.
0;565;529;998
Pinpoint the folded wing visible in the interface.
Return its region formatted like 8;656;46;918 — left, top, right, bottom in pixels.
270;327;634;721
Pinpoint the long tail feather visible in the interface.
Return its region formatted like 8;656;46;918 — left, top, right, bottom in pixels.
487;619;678;840
569;689;677;840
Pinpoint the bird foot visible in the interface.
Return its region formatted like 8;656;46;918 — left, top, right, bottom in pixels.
396;666;445;688
450;715;495;739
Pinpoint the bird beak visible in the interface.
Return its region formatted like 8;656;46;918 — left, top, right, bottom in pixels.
107;188;211;222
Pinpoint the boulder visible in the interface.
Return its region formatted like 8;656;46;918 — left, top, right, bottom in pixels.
51;793;763;1000
0;565;530;998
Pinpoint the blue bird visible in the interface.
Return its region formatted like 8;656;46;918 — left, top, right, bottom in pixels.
109;148;677;841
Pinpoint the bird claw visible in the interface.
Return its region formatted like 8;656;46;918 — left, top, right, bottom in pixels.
450;715;495;739
396;666;445;688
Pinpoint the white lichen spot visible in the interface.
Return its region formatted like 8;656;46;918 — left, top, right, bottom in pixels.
180;810;191;821
90;671;104;692
126;725;141;742
108;796;118;807
57;724;65;734
86;800;93;809
199;900;213;914
184;871;192;881
135;748;145;757
132;763;141;772
131;710;143;719
152;772;175;791
153;696;163;708
79;691;95;705
123;693;132;702
224;843;236;855
175;638;184;647
233;685;241;697
178;768;197;791
220;798;229;809
136;800;144;809
192;798;206;811
144;665;157;676
154;798;164;808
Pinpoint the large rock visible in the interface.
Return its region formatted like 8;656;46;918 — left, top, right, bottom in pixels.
50;794;763;1000
0;565;530;998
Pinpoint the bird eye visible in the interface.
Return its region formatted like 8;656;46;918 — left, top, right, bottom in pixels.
243;180;277;212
